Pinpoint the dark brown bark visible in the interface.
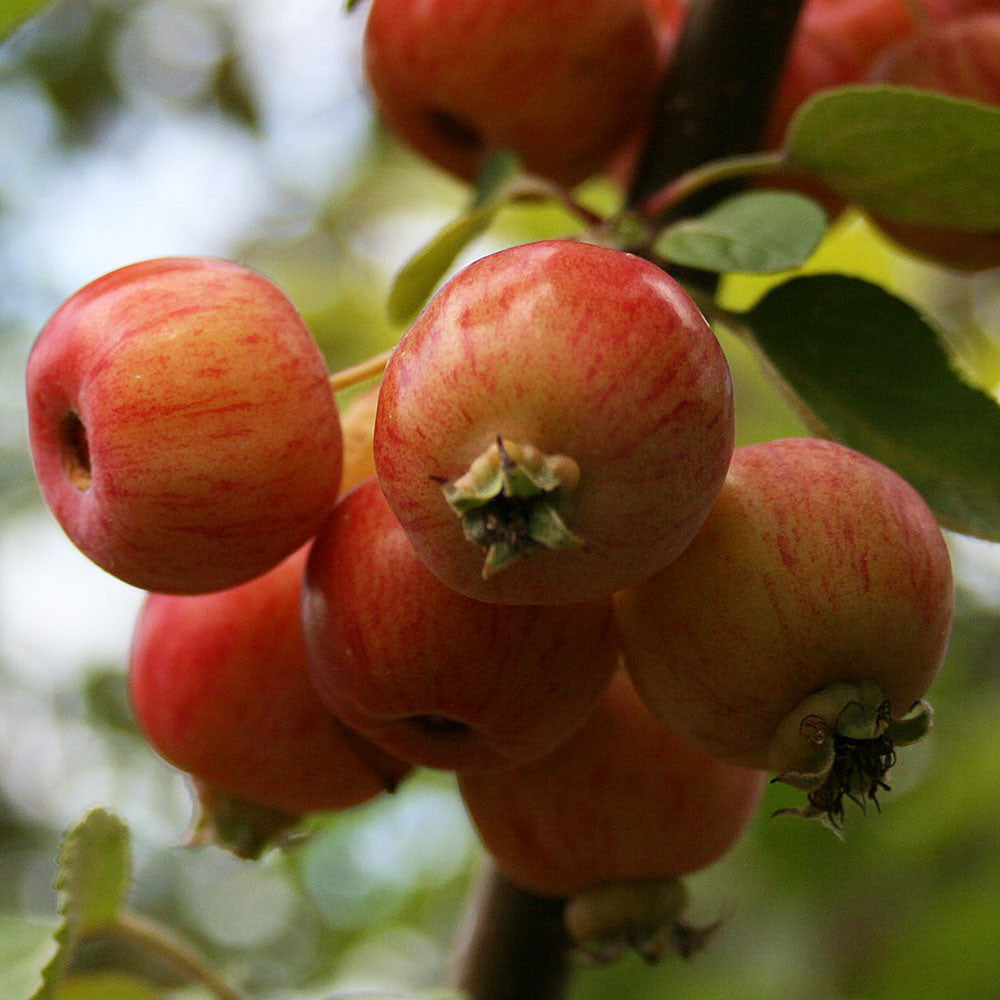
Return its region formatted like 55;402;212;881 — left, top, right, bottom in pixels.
629;0;808;209
449;861;572;1000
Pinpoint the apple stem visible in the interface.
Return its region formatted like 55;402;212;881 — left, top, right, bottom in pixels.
104;910;249;1000
629;0;807;208
638;150;786;222
328;348;393;393
449;860;572;1000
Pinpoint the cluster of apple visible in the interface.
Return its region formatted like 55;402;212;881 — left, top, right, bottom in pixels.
363;0;1000;272
25;229;953;953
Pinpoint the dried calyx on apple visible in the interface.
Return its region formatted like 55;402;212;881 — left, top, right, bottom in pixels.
769;680;933;829
565;877;717;965
437;436;583;578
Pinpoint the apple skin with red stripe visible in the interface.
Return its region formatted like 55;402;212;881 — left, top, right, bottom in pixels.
129;546;408;818
373;240;735;606
459;670;765;899
302;477;620;773
26;257;342;594
363;0;662;187
615;438;954;776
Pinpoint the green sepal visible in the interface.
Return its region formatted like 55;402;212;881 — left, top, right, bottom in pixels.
528;501;584;551
438;438;583;579
885;700;934;746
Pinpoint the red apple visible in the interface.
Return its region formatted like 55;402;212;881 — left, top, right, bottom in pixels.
363;0;662;187
130;547;409;821
374;241;735;606
302;477;619;773
26;257;342;594
460;671;764;957
616;438;954;825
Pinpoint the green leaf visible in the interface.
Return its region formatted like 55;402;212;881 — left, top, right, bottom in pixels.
0;915;59;1000
344;0;364;10
654;191;827;273
386;204;500;326
0;0;50;40
55;975;163;1000
35;810;132;1000
744;274;1000;540
785;87;1000;229
472;150;521;208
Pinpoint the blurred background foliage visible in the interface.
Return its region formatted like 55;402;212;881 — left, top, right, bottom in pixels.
2;1;1000;998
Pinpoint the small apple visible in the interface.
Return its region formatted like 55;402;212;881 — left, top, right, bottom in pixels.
130;547;410;836
374;240;735;606
363;0;662;187
615;438;954;825
302;477;619;773
26;257;342;594
460;671;764;959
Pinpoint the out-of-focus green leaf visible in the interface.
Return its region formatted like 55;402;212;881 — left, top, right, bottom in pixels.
785;87;1000;228
472;150;521;208
654;191;827;273
34;811;131;1000
386;204;500;326
55;975;163;1000
0;916;59;1000
744;274;1000;539
0;0;49;40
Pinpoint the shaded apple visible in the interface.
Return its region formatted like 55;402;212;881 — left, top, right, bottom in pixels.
363;0;662;187
460;671;765;959
302;477;619;773
130;546;409;855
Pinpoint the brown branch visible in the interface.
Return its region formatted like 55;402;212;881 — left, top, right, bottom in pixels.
629;0;808;209
449;861;572;1000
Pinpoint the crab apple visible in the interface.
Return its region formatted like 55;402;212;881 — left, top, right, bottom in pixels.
615;438;954;826
459;671;765;960
374;240;735;606
130;546;409;855
26;257;342;594
302;477;619;773
362;0;662;187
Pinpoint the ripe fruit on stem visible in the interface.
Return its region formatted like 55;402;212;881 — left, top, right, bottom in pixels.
302;477;619;773
130;547;408;856
26;257;342;594
615;438;954;827
459;672;765;961
362;0;662;187
374;240;735;606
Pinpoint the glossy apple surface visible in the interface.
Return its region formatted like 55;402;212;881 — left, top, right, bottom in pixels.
302;477;619;772
616;438;954;773
363;0;661;187
130;547;408;816
459;671;765;898
26;257;342;593
374;240;735;605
